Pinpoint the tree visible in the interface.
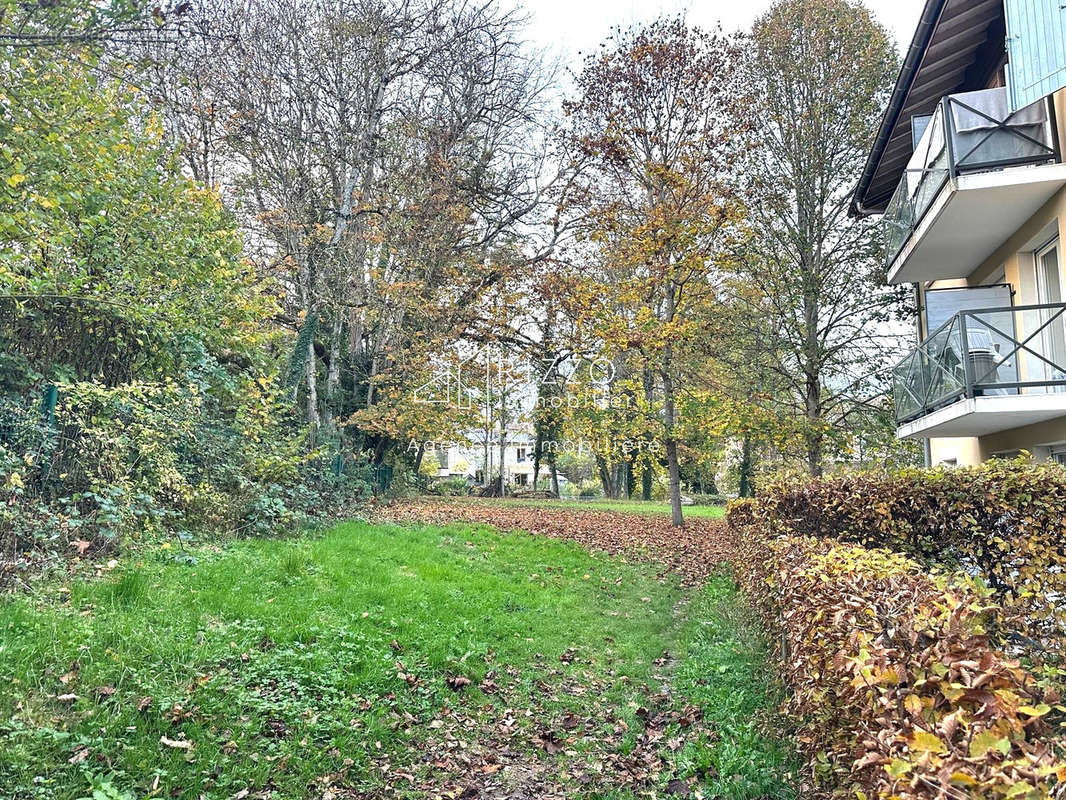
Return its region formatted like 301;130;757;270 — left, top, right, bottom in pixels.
557;18;753;525
139;0;559;466
0;0;184;50
0;53;272;385
731;0;904;477
0;48;356;546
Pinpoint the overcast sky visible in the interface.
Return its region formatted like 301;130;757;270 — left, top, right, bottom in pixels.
522;0;926;74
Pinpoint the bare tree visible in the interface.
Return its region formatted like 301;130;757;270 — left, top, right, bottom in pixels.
136;0;561;460
731;0;904;476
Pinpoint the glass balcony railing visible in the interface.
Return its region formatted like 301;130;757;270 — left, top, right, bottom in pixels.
893;303;1066;424
884;87;1058;269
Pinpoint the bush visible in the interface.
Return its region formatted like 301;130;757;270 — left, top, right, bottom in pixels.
687;492;729;506
742;461;1066;654
427;476;470;497
727;507;1066;799
0;379;374;565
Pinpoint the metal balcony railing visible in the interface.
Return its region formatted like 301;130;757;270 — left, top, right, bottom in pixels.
884;87;1059;269
893;303;1066;424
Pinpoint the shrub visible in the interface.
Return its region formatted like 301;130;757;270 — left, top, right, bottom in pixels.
687;492;729;506
741;461;1066;654
0;379;374;566
726;511;1066;799
427;476;471;497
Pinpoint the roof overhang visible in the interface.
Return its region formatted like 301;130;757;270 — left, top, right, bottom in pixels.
851;0;1007;216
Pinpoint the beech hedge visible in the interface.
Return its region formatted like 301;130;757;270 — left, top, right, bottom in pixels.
727;506;1066;799
737;461;1066;653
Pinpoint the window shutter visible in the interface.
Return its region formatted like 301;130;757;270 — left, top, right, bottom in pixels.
1005;0;1066;111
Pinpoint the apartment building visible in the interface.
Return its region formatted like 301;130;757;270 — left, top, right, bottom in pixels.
853;0;1066;466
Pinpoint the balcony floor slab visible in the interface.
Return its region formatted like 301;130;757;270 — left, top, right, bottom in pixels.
897;393;1066;438
887;163;1066;285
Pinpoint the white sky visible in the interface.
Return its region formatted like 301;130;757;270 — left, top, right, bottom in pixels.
522;0;926;73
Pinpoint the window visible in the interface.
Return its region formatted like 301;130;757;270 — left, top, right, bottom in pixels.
475;470;485;484
515;447;527;462
436;450;449;469
1035;238;1066;382
1052;447;1066;467
514;473;528;487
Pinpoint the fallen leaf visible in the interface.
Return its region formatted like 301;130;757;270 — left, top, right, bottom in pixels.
666;778;690;796
160;735;194;750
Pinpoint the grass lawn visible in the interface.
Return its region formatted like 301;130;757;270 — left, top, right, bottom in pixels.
0;519;793;799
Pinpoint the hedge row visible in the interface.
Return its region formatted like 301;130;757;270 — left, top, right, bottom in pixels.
727;505;1066;799
740;461;1066;654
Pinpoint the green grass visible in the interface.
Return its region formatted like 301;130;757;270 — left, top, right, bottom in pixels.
673;580;796;796
0;520;790;799
459;496;728;519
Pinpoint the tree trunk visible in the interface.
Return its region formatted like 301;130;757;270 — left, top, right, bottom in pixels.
550;462;559;497
641;365;655;501
323;313;342;429
806;431;824;478
805;371;824;478
596;454;613;498
662;288;683;528
497;390;507;496
738;435;754;498
664;437;683;527
306;339;320;449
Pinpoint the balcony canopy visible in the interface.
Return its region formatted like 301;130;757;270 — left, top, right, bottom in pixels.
851;0;1007;216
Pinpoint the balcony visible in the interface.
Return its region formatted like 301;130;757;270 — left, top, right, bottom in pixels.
883;87;1064;285
893;303;1066;438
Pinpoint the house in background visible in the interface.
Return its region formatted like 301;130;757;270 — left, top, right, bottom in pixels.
853;0;1066;467
433;431;550;490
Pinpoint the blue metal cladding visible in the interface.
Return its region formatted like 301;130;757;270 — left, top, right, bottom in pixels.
1005;0;1066;111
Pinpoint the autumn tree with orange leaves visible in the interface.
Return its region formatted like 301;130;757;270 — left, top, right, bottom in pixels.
556;18;755;526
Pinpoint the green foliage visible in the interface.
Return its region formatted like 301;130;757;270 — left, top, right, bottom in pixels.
0;50;371;564
0;56;272;382
75;777;136;800
0;0;147;49
426;476;471;497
